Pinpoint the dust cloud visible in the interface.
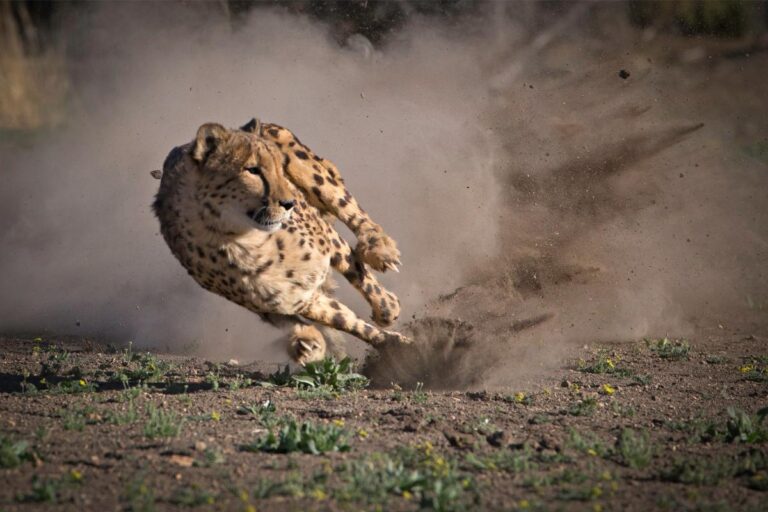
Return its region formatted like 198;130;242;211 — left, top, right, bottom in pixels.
0;2;500;361
1;2;766;387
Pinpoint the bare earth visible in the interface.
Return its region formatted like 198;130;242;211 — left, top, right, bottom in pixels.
0;326;766;511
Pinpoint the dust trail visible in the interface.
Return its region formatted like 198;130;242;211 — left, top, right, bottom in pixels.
1;3;767;389
367;7;768;388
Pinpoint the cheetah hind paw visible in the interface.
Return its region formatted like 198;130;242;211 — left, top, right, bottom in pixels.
376;330;412;347
288;324;327;366
356;228;401;273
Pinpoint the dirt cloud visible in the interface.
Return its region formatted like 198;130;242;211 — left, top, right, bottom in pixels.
0;3;501;361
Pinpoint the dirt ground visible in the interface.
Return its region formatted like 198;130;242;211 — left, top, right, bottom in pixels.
0;326;766;511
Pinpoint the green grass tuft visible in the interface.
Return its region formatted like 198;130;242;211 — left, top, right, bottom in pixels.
646;337;690;360
290;357;369;392
143;404;184;439
617;428;653;469
244;418;350;454
0;435;33;468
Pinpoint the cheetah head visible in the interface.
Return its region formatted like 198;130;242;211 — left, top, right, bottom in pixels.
191;122;297;234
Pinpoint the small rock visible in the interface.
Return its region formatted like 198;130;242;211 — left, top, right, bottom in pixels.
227;359;239;366
539;435;561;452
168;454;194;467
194;441;207;452
486;431;505;448
618;69;631;79
508;440;527;450
443;428;474;450
403;421;420;433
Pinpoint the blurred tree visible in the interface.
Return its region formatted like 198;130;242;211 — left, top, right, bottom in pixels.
0;0;68;130
629;0;766;38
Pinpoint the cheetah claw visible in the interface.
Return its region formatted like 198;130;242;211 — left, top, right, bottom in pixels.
289;325;327;366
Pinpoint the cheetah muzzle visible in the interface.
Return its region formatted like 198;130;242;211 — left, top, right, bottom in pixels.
153;118;410;365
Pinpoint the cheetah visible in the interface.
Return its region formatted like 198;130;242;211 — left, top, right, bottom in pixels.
152;119;408;364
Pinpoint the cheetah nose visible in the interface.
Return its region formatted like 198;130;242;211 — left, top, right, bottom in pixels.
279;199;296;211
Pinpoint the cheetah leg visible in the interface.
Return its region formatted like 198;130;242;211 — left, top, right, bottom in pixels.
298;293;410;347
325;230;401;328
260;123;401;272
259;313;327;366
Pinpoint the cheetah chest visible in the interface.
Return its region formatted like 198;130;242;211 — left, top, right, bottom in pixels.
178;218;334;315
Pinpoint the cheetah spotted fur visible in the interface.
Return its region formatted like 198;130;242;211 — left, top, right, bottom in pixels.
152;119;407;364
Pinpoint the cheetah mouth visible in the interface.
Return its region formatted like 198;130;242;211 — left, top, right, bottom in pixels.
247;208;282;233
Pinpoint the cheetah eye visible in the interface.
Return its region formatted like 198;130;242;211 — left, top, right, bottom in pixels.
245;166;262;175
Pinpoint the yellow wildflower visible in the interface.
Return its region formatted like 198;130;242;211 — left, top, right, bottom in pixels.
402;490;413;501
210;411;221;421
601;384;615;396
332;419;345;427
514;392;526;403
740;365;755;373
518;500;530;509
70;469;83;481
310;488;327;500
587;448;598;456
357;428;369;439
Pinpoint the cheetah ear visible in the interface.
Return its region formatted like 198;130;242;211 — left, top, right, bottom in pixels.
240;117;261;135
192;123;229;163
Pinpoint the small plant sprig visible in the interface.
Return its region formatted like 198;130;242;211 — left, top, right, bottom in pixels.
0;435;34;468
578;350;632;376
15;472;83;504
568;397;598;417
666;407;768;444
646;337;690;360
739;356;768;382
617;428;654;469
290;357;369;392
724;407;768;443
237;400;278;428
244;418;350;454
111;350;172;387
143;404;184;439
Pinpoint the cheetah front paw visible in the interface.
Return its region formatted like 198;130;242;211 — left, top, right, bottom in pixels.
356;227;401;273
370;290;401;328
288;324;327;366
